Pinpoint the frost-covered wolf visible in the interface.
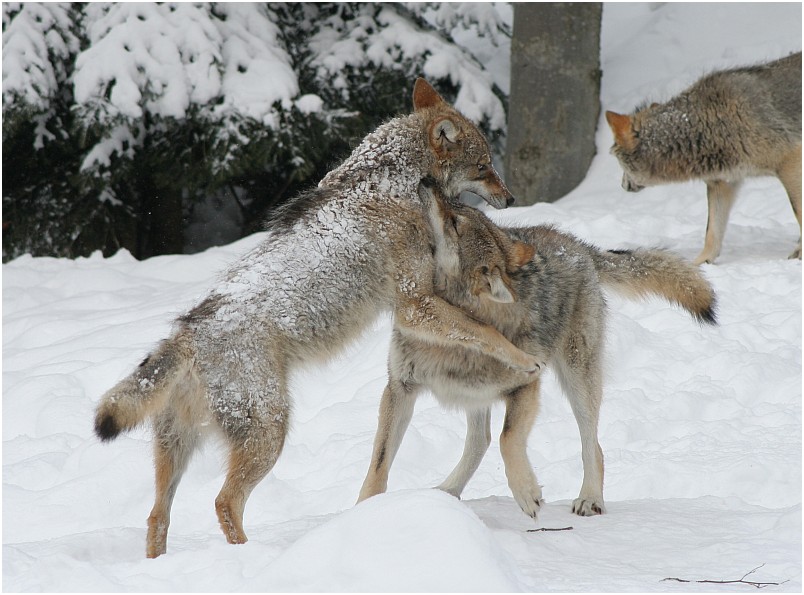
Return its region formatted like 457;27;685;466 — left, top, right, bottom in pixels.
93;79;541;558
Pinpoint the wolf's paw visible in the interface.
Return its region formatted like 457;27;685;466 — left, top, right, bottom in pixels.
572;496;605;516
511;354;545;377
512;483;544;518
693;252;717;266
436;483;462;499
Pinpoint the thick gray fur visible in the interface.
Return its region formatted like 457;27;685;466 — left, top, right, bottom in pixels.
359;182;716;519
607;52;802;263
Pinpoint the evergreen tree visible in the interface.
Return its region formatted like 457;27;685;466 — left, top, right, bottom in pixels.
3;2;510;261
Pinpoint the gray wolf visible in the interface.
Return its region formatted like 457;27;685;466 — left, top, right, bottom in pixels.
606;52;801;264
358;178;716;519
93;79;541;558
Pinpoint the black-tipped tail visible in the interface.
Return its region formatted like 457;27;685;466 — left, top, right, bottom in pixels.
696;298;718;326
593;248;718;326
95;412;121;442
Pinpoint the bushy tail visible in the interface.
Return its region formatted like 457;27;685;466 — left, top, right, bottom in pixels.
94;336;186;441
591;248;717;324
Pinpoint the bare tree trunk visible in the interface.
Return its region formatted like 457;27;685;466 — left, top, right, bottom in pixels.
505;3;602;205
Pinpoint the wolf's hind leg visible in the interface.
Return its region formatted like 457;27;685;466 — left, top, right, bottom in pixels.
777;144;802;259
147;410;200;558
437;408;491;498
499;381;543;518
358;380;417;502
555;340;605;516
213;383;289;546
694;180;740;265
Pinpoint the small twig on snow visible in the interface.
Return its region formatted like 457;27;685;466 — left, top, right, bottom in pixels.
661;564;789;589
526;526;573;532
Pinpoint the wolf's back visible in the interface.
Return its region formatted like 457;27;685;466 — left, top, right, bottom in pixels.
758;51;801;136
591;248;717;324
94;334;189;441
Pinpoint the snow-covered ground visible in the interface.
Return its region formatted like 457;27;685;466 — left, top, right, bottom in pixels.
3;3;801;592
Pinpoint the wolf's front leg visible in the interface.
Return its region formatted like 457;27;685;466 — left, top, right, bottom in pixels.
396;293;544;374
694;180;740;265
358;379;418;502
500;381;544;518
438;408;492;497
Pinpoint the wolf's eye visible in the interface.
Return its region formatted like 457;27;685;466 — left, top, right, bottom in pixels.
477;163;487;173
480;265;489;275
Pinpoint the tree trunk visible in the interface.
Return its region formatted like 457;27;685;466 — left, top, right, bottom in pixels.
505;3;602;205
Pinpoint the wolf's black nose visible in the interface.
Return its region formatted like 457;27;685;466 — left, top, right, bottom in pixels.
506;195;516;207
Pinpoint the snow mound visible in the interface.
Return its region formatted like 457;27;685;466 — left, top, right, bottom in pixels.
253;489;523;592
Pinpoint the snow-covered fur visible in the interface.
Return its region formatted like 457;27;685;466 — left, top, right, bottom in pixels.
93;79;536;558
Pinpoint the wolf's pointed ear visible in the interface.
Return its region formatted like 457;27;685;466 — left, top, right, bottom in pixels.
487;270;516;303
413;78;446;111
429;117;461;157
508;241;535;269
605;111;637;151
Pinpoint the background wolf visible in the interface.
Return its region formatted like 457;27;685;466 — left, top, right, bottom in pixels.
606;52;801;264
93;79;541;558
359;179;716;519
